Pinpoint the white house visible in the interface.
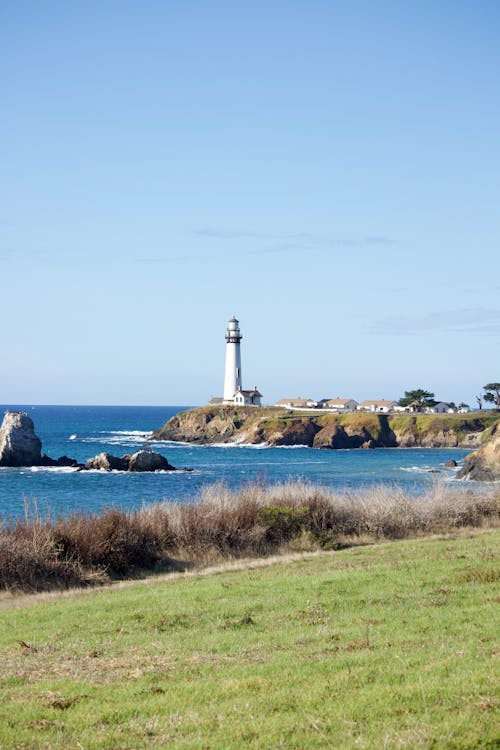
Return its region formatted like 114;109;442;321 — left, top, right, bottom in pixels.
426;402;456;414
234;386;263;406
357;400;396;413
275;397;317;409
317;398;358;412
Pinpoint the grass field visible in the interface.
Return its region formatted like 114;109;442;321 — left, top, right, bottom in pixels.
0;529;498;749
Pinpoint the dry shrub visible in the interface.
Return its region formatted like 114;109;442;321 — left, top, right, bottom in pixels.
52;508;163;575
0;483;498;593
166;483;266;562
0;523;86;592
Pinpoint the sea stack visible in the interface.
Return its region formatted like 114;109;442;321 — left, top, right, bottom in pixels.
0;411;42;466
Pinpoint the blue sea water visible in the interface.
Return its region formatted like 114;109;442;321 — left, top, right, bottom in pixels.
0;405;470;521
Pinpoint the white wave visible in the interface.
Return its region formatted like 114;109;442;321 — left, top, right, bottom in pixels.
80;431;151;445
151;439;199;447
105;430;152;437
28;466;79;474
69;434;77;440
272;444;311;449
400;466;434;474
207;441;269;449
81;469;131;475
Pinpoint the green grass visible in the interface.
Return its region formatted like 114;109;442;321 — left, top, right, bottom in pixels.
0;531;499;749
252;410;499;444
388;412;499;440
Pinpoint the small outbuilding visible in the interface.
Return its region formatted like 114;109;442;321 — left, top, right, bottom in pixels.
426;402;456;414
234;386;263;406
317;398;358;412
357;400;396;413
275;397;317;409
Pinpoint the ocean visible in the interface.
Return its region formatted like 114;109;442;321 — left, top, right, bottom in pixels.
0;405;470;521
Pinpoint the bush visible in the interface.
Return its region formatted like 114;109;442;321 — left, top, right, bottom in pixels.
1;483;498;593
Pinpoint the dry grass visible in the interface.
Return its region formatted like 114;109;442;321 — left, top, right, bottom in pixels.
1;481;498;593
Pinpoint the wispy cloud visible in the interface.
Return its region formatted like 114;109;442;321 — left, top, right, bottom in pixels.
195;228;395;251
0;247;51;263
371;308;500;336
135;255;198;263
195;229;267;239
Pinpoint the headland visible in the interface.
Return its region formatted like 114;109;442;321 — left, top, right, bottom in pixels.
152;404;500;450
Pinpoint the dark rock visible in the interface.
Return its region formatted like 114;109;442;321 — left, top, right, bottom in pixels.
270;420;321;447
40;454;82;468
57;455;81;467
444;459;458;468
127;450;175;472
85;452;130;471
39;453;58;466
0;411;42;466
314;424;365;449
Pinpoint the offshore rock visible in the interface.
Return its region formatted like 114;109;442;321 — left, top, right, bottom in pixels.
40;454;81;468
127;450;175;472
84;450;176;472
85;452;130;471
0;411;177;472
0;411;42;466
456;423;500;481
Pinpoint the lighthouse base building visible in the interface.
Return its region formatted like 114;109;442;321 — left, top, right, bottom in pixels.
234;386;262;406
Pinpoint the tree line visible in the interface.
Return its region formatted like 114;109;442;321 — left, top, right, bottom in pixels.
397;383;500;411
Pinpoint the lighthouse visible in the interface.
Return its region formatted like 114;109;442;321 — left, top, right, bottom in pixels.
223;316;243;403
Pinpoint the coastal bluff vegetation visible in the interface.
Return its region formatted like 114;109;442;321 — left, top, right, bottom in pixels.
152;405;500;450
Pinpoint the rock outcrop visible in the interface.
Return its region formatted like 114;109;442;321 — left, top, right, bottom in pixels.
85;450;175;472
0;411;42;466
456;423;500;481
127;450;175;472
85;452;130;471
40;454;81;468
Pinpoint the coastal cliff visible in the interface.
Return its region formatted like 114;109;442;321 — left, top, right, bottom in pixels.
152;406;500;449
456;422;500;481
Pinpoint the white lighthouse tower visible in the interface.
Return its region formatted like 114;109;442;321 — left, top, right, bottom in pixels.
223;316;243;403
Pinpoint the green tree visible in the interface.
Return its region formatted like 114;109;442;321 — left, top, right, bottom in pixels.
397;389;436;408
483;383;500;408
458;402;470;411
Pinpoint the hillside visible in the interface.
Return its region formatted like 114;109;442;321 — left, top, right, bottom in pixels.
0;531;498;749
152;405;500;449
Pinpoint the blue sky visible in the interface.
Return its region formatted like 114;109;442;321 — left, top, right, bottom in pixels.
1;1;499;405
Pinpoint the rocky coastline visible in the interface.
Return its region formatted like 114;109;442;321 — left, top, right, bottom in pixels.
152;404;500;451
2;407;498;481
